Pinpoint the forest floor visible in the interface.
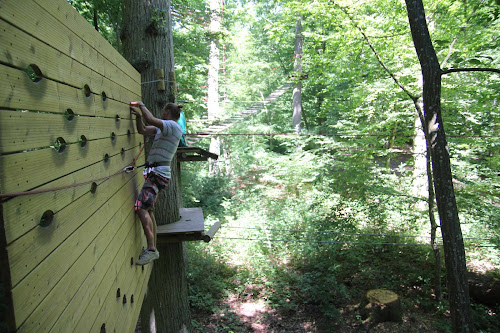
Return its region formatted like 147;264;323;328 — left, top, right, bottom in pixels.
189;167;498;332
191;250;499;333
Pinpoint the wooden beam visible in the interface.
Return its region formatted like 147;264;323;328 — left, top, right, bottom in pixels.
0;131;142;194
2;145;144;244
0;0;140;94
202;221;222;243
17;198;139;332
178;156;209;162
0;110;136;154
0;19;140;104
176;146;219;161
0;65;136;120
6;171;143;290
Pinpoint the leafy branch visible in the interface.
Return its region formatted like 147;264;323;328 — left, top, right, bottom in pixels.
441;67;500;75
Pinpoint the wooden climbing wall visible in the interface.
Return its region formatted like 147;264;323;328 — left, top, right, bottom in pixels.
0;0;152;332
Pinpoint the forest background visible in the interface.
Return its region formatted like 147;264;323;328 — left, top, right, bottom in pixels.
69;0;498;332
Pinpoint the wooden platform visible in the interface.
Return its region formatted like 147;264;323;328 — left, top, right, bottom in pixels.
157;207;221;243
177;146;218;162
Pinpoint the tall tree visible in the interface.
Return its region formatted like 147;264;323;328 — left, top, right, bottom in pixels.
121;0;192;332
404;0;473;331
208;0;223;174
292;15;304;134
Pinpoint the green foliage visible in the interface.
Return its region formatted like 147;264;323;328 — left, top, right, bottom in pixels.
471;303;500;332
70;0;499;329
181;164;232;218
187;242;237;312
69;0;122;49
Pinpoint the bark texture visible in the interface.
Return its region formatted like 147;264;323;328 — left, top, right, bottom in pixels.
122;1;191;331
405;1;473;332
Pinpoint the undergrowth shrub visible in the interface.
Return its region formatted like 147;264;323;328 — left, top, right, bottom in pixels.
187;243;237;313
182;168;232;218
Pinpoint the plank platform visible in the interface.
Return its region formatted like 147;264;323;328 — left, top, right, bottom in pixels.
156;207;220;243
177;146;219;162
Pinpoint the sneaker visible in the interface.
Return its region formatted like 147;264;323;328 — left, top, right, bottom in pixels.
136;248;159;265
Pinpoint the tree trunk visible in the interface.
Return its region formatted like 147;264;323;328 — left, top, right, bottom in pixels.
405;1;473;332
413;100;442;301
92;0;99;31
208;0;222;175
121;1;192;332
292;16;303;134
362;289;402;329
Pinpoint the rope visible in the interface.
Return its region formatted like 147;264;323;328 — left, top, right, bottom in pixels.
223;226;421;238
214;236;498;248
0;146;145;200
222;226;500;242
186;132;499;139
216;236;433;246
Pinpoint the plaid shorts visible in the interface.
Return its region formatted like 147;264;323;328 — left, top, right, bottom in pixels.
134;172;170;212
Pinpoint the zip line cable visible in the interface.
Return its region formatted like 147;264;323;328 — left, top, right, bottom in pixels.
214;236;498;248
215;236;437;247
222;226;500;242
224;225;421;238
186;132;498;139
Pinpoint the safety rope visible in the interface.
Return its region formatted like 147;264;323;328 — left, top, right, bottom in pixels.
186;132;499;139
0;145;145;200
222;226;500;242
214;236;498;248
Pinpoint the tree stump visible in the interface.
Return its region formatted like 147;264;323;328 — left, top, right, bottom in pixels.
362;289;402;330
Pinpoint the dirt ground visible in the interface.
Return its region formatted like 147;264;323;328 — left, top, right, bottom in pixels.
190;259;498;332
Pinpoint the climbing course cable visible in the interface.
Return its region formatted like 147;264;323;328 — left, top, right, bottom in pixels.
222;226;500;242
214;236;498;248
186;132;499;139
0;145;145;200
186;82;294;145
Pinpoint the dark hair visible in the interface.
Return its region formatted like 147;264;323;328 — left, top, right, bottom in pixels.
163;103;182;121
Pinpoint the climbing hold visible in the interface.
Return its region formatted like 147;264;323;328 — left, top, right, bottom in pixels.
83;84;91;98
79;135;87;148
103;153;110;163
100;323;106;333
25;64;43;83
54;137;66;153
116;288;120;298
101;91;107;101
115;115;121;122
65;109;75;121
39;210;54;228
131;295;134;304
130;257;134;266
123;294;127;304
90;182;97;194
111;132;116;142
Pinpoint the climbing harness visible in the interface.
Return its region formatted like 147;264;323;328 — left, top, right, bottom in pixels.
122;161;170;174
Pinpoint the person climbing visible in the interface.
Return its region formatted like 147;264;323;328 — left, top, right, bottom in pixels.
129;101;183;265
177;106;187;147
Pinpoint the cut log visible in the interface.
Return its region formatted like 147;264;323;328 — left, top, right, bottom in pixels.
362;289;402;330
